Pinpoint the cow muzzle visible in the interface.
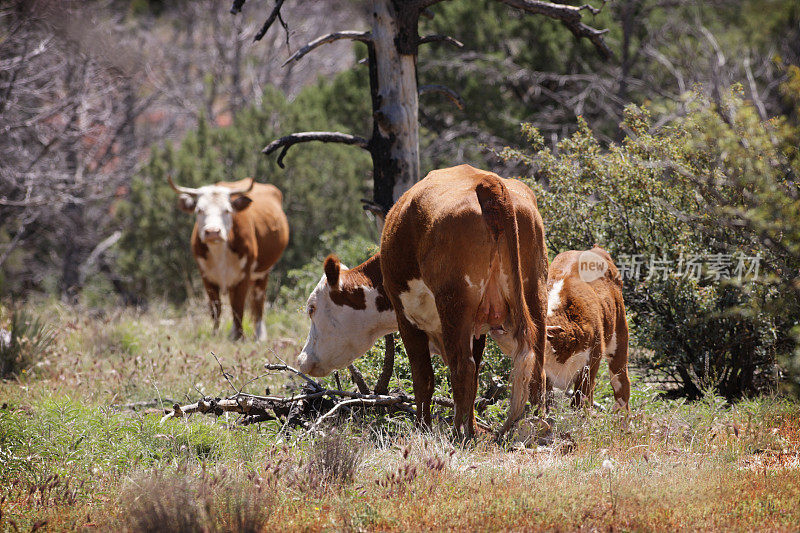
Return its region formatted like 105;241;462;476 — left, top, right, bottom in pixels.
202;227;224;243
296;352;325;377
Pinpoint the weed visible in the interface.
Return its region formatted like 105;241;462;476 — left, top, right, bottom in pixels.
306;429;365;489
0;308;55;378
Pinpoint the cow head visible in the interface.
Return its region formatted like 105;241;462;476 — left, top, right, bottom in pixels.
296;254;397;377
168;175;254;244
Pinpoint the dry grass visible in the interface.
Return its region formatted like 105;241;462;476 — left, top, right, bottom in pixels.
1;300;799;531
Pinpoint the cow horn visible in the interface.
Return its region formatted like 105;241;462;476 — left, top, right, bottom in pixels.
228;177;255;196
167;174;201;196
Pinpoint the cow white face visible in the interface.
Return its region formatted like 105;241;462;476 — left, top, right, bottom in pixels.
178;186;252;244
296;256;397;377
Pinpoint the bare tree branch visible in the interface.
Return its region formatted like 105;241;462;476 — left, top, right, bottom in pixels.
418;34;464;48
263;131;370;168
229;0;246;15
419;84;465;110
348;364;371;394
495;0;612;59
253;0;286;42
282;31;372;67
374;333;395;395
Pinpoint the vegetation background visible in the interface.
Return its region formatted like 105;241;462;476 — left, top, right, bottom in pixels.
2;0;800;530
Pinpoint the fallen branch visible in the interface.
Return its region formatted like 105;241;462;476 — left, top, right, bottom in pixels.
158;355;493;433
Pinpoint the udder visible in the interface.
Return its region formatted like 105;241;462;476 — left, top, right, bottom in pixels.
473;257;508;338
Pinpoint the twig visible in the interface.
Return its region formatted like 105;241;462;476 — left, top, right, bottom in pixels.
419;84;465;110
253;0;286;42
212;351;240;394
281;31;372;67
418;34;464;48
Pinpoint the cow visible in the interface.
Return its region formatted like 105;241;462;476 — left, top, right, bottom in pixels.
297;164;548;439
168;176;289;342
544;247;630;411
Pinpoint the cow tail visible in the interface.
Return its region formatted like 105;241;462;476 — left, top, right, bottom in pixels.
475;177;537;432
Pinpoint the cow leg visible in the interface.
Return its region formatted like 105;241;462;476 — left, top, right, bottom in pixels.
440;318;478;440
228;280;249;341
397;315;435;430
609;321;631;412
571;343;602;409
203;280;222;334
472;334;486;407
526;276;547;414
489;329;536;435
250;274;269;342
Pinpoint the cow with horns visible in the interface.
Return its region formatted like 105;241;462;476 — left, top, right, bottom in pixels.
168;176;289;341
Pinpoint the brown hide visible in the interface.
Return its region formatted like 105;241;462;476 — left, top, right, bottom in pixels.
380;164;548;438
546;247;630;411
191;179;289;340
323;254;392;312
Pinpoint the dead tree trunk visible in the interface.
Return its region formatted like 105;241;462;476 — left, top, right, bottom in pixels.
236;0;611;221
369;0;420;213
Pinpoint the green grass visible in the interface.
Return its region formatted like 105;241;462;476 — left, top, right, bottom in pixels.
1;300;799;531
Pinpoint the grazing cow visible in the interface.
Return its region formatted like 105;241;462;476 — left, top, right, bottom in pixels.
544;247;630;411
169;176;289;341
298;164;548;438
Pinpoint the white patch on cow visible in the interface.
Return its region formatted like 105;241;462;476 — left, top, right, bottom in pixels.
544;345;590;390
610;372;623;393
251;284;265;302
251;264;269;281
605;332;617;358
198;247;247;292
547;279;564;317
296;274;397;377
193;185;237;243
399;279;441;334
254;320;267;342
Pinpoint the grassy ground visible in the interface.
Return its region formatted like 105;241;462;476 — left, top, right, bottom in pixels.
1;300;799;532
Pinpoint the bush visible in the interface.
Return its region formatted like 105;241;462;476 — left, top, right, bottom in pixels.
0;307;55;379
500;87;800;398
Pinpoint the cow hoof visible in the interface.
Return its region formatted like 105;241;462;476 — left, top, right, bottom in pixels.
228;328;243;342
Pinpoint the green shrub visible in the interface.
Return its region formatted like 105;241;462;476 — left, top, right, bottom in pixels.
500;87;800;398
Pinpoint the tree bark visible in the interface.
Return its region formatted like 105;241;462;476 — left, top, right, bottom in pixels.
368;0;420;215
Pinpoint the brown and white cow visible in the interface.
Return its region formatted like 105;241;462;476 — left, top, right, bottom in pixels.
169;176;289;341
544;247;630;411
298;164;548;438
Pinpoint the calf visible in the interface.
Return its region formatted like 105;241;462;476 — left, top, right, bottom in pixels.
169;176;289;341
298;164;548;438
544;247;630;411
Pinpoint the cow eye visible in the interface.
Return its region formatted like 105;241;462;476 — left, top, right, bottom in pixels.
307;304;316;317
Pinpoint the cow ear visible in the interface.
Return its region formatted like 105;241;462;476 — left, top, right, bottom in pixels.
546;325;564;339
177;194;196;212
231;195;252;211
324;254;341;289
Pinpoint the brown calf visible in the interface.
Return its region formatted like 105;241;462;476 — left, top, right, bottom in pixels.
545;247;630;410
